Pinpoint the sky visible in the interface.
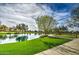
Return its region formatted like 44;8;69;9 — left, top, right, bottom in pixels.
0;3;78;30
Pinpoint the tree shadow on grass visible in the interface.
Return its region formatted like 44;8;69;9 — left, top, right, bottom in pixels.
40;40;58;48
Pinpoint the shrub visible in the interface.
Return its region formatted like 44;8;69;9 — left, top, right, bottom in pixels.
40;35;48;38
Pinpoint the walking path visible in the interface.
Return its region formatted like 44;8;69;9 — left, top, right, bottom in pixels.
35;39;79;55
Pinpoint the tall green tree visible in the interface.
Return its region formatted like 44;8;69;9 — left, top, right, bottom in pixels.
16;23;28;33
36;15;56;34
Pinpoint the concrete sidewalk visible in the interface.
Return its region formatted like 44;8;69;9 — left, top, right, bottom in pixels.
35;39;79;55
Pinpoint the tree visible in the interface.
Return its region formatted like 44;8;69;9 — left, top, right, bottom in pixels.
70;7;79;38
54;26;68;35
15;23;28;33
0;24;8;31
36;15;56;35
21;24;28;32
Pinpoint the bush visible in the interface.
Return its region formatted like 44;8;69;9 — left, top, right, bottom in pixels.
40;35;48;38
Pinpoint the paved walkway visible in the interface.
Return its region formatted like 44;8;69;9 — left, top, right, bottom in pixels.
35;39;79;55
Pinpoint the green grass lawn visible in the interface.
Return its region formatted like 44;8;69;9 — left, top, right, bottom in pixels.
0;31;38;34
55;34;79;38
0;37;71;55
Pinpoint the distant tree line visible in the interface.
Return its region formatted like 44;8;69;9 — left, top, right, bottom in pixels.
0;22;28;33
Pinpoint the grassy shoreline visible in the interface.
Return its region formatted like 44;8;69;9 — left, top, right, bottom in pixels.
0;37;71;55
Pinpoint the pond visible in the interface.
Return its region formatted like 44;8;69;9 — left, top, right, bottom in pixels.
0;34;41;44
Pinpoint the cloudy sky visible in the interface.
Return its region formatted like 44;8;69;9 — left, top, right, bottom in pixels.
0;3;78;30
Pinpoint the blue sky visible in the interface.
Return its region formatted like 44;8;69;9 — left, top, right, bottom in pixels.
44;3;78;27
47;3;77;12
0;3;78;30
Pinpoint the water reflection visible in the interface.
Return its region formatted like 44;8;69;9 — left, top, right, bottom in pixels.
16;36;28;42
0;34;41;44
8;34;18;38
0;35;7;39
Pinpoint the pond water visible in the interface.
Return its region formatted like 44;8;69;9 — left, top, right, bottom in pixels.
0;34;41;44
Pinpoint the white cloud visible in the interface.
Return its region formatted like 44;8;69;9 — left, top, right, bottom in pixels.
53;12;70;27
68;27;79;32
0;3;53;30
53;12;70;20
